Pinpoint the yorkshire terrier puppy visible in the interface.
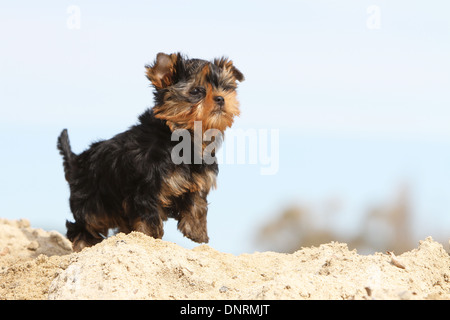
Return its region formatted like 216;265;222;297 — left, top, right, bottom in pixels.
57;52;244;252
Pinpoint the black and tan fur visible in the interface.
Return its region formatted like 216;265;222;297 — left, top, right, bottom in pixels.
57;52;244;252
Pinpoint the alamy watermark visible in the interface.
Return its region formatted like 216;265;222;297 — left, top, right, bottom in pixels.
171;122;279;175
67;5;81;30
366;5;381;30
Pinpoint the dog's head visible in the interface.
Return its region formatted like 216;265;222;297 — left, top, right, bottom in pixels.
145;52;244;132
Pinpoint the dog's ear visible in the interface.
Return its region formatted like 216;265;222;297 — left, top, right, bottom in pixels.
145;53;179;89
231;65;244;82
214;57;245;82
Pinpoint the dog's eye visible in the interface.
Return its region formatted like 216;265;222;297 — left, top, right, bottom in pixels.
222;85;236;92
189;86;205;96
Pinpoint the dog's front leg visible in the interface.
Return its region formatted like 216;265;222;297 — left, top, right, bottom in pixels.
176;192;209;243
125;195;165;239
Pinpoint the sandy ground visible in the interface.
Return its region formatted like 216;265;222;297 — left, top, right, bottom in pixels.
0;218;449;300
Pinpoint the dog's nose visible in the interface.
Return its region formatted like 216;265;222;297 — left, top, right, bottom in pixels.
214;96;224;106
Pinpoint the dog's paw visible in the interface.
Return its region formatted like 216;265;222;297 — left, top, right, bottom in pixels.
177;218;209;243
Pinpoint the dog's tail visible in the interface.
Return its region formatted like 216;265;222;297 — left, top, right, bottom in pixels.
57;129;75;182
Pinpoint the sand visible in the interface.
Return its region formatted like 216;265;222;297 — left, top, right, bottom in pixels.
0;218;449;300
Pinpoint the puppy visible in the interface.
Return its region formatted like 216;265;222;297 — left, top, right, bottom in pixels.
57;52;244;252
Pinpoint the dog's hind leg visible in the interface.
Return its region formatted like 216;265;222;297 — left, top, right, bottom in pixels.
65;220;103;252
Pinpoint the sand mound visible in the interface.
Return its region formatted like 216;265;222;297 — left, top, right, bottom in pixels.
1;218;449;300
0;218;72;299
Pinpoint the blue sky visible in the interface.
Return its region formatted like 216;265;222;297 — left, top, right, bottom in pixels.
1;1;449;254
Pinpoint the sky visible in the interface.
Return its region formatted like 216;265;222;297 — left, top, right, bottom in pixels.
1;1;450;254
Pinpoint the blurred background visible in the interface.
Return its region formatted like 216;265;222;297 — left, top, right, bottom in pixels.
1;0;449;255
